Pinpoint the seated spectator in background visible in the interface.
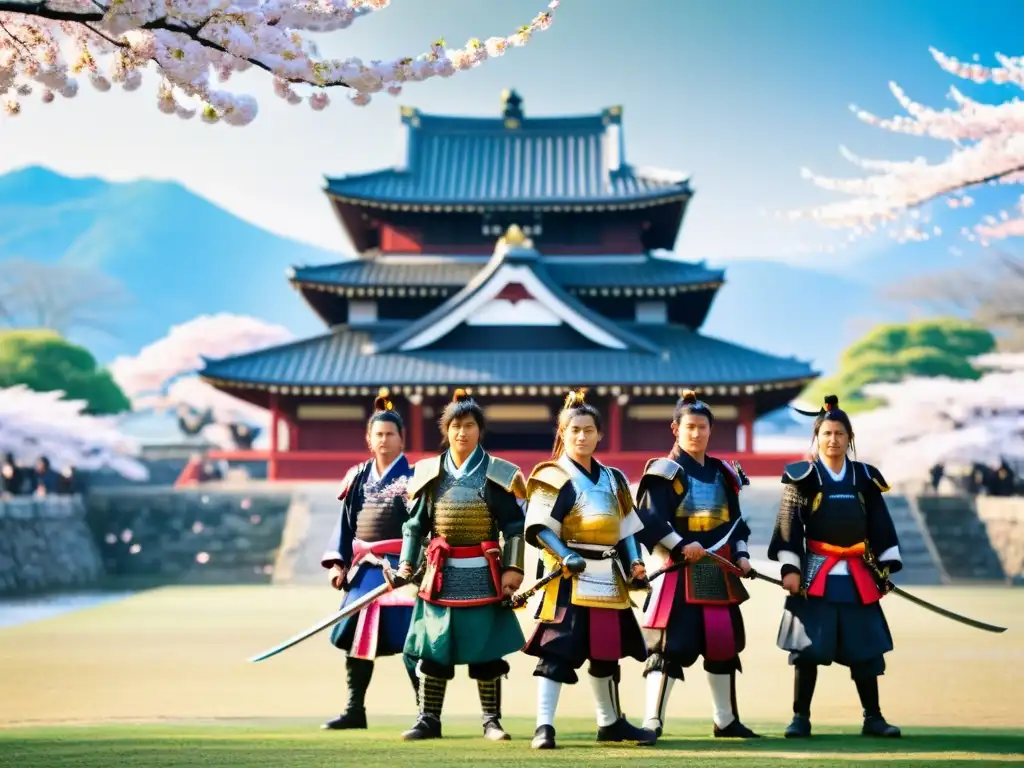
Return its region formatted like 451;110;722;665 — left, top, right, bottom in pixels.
32;457;60;497
992;460;1017;497
57;466;82;495
2;453;26;496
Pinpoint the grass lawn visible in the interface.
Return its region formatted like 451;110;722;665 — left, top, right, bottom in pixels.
1;581;1021;765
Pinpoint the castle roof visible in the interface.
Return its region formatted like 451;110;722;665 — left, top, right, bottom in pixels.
324;91;691;211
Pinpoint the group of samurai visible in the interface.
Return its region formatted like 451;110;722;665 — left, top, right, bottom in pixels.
317;388;905;747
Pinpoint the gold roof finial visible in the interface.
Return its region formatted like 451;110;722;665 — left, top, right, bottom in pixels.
500;224;527;246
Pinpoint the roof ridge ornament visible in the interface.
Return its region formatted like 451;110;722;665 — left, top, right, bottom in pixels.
500;223;530;247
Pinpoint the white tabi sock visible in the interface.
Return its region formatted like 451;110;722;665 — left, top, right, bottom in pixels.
588;675;619;727
644;671;675;726
707;672;735;729
536;677;562;728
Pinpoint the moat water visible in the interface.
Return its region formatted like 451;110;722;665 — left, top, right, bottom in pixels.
0;591;135;630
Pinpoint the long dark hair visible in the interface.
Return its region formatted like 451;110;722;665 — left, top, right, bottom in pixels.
551;389;603;459
673;389;714;426
367;392;404;436
809;394;857;458
439;388;486;448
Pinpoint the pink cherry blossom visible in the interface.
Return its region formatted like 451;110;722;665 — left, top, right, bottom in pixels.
0;0;561;125
789;47;1024;245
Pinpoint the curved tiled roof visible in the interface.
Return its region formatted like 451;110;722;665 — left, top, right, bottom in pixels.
325;105;691;208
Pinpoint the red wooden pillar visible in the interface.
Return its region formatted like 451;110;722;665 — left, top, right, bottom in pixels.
269;392;280;481
408;396;424;453
740;399;755;454
608;397;623;453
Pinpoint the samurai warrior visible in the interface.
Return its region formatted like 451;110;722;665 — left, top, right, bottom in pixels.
522;389;656;750
391;389;527;742
320;394;418;730
636;390;760;739
767;394;902;739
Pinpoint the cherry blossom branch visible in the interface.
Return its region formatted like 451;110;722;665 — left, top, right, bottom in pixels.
787;46;1024;237
0;0;561;125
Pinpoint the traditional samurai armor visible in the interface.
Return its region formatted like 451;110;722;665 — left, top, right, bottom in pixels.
320;454;418;729
767;457;903;739
521;453;655;749
635;447;759;739
397;445;527;742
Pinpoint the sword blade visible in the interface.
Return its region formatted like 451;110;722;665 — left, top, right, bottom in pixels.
249;581;393;663
890;585;1008;634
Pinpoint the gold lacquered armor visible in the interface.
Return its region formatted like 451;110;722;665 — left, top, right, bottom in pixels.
675;472;731;533
561;488;622;546
432;460;496;546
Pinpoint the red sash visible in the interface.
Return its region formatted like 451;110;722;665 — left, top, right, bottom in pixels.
419;537;503;607
806;540;880;605
351;538;402;566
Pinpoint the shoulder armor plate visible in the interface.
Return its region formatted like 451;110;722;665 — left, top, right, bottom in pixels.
336;461;366;501
608;465;635;513
407;455;442;500
859;462;890;493
714;457;744;493
485;455;527;499
642;457;683;482
782;461;819;486
526;461;571;497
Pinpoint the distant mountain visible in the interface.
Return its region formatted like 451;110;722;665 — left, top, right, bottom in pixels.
702;258;912;375
0;166;335;361
0;166;929;374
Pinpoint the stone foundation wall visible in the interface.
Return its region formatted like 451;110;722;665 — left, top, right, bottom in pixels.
84;487;293;585
974;497;1024;585
0;496;104;595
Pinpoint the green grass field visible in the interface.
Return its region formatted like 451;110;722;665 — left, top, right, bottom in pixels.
1;579;1022;766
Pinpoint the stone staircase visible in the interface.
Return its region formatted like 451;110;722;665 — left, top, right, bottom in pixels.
271;482;343;585
914;496;1006;582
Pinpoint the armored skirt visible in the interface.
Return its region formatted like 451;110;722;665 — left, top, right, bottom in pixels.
403;542;525;667
778;570;894;677
642;544;748;670
522;551;648;673
330;541;416;659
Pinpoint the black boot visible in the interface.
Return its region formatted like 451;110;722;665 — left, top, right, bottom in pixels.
478;677;510;741
593;676;657;746
712;671;760;738
322;657;372;730
856;676;901;738
531;725;556;749
784;665;817;739
401;673;445;740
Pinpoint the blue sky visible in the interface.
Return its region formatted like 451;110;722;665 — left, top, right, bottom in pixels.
2;0;1023;265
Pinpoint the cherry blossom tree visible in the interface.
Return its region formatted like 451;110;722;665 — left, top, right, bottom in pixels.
0;384;149;480
788;47;1024;246
0;0;560;124
850;353;1024;487
108;313;294;448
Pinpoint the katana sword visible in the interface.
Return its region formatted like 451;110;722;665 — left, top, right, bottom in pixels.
644;516;743;586
862;545;1007;634
248;563;425;663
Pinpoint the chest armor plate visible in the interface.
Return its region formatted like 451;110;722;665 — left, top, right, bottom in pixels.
675;472;730;533
807;465;866;550
432;459;495;546
353;472;409;542
560;457;622;547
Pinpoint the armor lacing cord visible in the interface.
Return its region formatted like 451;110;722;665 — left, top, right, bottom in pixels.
419;674;447;720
